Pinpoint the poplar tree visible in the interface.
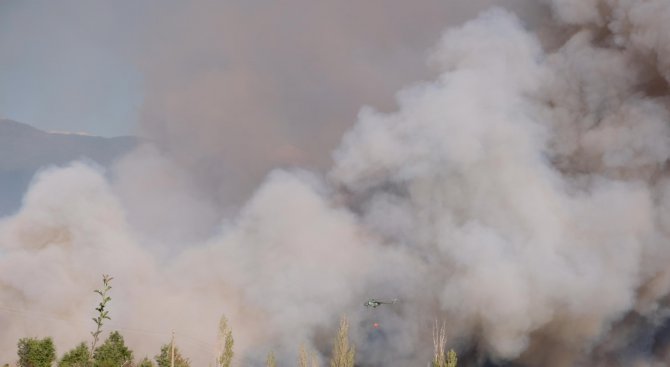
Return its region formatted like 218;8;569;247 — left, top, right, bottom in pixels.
329;317;354;367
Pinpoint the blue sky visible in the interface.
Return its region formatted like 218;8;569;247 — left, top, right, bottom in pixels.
0;0;532;141
0;0;143;137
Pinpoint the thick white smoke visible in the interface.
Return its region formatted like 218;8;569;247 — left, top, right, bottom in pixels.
332;6;668;364
2;1;670;366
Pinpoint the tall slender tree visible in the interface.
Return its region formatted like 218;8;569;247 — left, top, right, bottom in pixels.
329;317;354;367
432;320;457;367
155;344;190;367
90;275;113;354
217;316;234;367
266;351;276;367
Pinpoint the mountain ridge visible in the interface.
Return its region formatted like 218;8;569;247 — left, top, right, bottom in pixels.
0;119;139;216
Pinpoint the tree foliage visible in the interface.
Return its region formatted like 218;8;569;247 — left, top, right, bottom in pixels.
299;344;320;367
58;342;91;367
17;337;56;367
136;357;155;367
298;344;309;367
11;275;466;367
445;350;458;367
217;316;234;367
92;331;133;367
266;351;276;367
432;320;457;367
329;317;354;367
154;344;190;367
91;274;113;354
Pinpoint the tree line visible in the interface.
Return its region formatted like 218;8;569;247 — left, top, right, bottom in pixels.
4;275;456;367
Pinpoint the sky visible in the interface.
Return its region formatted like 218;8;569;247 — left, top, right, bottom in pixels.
0;0;142;137
0;0;544;208
0;0;537;138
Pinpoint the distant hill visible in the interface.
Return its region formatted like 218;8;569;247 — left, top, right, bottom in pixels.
0;119;138;216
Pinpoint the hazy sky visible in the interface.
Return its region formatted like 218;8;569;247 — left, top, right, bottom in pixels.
0;0;538;137
0;1;144;136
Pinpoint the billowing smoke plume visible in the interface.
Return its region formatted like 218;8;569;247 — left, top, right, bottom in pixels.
2;1;670;366
131;0;542;214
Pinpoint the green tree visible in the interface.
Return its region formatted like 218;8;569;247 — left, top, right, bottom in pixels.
445;350;458;367
329;317;354;367
136;357;155;367
217;316;234;367
154;344;190;367
59;342;91;367
92;331;133;367
17;337;56;367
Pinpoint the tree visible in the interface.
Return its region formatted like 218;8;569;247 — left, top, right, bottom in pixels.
92;331;133;367
91;275;113;354
311;353;320;367
298;344;320;367
266;351;276;367
217;316;234;367
298;345;309;367
432;320;457;367
154;344;190;367
17;337;56;367
59;342;91;367
136;357;155;367
445;350;458;367
329;317;354;367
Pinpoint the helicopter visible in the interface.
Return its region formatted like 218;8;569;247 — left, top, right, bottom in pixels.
364;298;398;308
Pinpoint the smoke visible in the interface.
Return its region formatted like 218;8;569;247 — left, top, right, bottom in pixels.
2;0;670;366
131;0;542;210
